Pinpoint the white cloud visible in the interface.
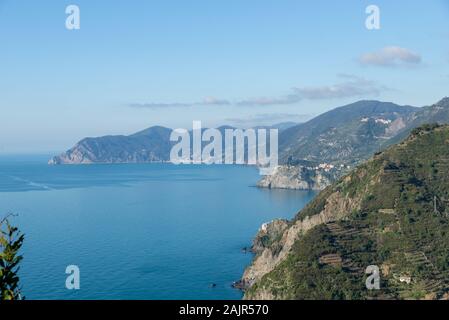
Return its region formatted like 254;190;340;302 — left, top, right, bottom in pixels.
129;97;230;109
359;46;422;67
236;94;301;106
201;97;230;106
130;75;389;108
225;113;312;126
293;74;387;100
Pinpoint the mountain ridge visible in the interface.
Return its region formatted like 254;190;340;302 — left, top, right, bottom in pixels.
49;98;449;169
279;100;418;165
258;97;449;191
48;123;291;165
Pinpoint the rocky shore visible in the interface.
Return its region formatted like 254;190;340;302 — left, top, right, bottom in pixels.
240;187;363;299
256;165;336;191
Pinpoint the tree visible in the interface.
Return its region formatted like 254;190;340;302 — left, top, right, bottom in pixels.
0;214;25;300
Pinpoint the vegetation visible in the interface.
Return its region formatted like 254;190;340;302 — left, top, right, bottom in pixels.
0;215;24;300
247;124;449;299
279;100;418;166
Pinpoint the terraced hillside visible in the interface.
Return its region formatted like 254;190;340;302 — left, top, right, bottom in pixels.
243;124;449;300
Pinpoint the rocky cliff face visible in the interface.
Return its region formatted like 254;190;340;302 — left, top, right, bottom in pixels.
257;165;337;190
242;188;363;294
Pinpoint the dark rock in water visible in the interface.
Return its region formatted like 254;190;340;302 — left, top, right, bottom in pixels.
231;280;250;291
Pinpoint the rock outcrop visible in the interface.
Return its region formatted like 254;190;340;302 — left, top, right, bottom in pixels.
242;189;362;290
257;165;336;191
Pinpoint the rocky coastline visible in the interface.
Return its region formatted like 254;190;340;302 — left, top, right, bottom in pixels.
256;165;337;191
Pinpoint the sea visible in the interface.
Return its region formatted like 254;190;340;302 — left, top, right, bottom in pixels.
0;155;316;300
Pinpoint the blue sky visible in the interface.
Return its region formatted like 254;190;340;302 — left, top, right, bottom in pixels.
0;0;448;153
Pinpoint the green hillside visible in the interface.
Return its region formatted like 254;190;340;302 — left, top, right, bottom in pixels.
245;124;449;300
279;100;417;165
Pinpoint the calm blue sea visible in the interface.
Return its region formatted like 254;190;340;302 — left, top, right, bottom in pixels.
0;155;316;300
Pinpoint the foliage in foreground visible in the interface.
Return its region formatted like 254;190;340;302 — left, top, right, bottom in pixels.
0;215;24;300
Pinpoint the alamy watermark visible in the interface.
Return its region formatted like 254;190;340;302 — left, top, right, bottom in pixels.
365;5;380;30
64;4;379;31
65;265;80;290
365;265;380;290
169;121;278;175
65;5;80;30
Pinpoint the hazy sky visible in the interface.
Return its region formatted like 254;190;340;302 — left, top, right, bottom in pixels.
0;0;448;153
